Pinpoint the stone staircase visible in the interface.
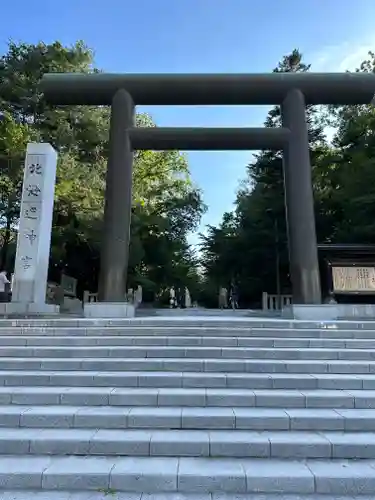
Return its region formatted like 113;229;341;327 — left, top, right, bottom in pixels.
1;317;375;499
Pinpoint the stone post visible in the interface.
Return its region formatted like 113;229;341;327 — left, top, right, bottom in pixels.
0;143;59;315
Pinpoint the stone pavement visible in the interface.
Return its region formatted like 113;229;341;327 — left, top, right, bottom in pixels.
0;316;374;497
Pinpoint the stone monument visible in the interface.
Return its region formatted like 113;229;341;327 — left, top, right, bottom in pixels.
0;143;59;315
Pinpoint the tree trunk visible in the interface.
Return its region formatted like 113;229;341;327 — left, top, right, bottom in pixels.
0;216;12;270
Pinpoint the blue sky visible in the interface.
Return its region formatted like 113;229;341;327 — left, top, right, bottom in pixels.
2;0;375;246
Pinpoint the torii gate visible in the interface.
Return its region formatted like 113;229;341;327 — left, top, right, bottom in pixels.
40;72;375;305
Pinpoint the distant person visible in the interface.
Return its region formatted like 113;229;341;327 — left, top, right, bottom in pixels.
219;287;228;309
0;271;10;303
176;287;184;308
229;281;239;310
169;287;176;308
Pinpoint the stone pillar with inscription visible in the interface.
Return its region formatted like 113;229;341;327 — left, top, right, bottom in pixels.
0;143;59;315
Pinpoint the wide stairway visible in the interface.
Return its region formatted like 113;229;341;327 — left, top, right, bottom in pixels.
2;317;375;499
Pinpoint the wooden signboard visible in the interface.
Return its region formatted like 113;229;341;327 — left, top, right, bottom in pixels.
332;265;375;294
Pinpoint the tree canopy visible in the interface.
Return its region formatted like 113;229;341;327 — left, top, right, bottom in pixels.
199;49;375;307
0;40;205;300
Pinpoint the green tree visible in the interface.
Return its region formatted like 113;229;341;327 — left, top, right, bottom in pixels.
200;48;375;306
200;49;329;306
326;52;375;244
0;40;205;298
0;111;36;268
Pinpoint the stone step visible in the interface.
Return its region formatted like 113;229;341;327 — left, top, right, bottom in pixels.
0;357;373;373
2;405;373;432
0;370;375;390
4;335;375;348
3;317;371;328
5;345;375;361
5;345;375;360
0;427;373;459
0;387;373;408
0;492;362;500
4;326;375;339
4;318;284;327
0;454;374;495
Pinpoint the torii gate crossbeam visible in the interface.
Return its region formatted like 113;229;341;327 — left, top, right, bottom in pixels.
40;73;375;305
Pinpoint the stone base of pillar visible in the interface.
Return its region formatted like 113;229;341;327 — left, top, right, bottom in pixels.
283;304;375;321
83;302;135;318
0;302;60;316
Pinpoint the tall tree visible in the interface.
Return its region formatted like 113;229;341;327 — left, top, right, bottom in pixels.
327;52;375;244
0;111;36;268
200;49;329;306
0;40;205;297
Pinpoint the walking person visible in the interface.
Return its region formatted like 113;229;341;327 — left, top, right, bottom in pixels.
176;287;183;308
218;286;228;309
169;287;176;308
0;271;10;303
229;281;239;310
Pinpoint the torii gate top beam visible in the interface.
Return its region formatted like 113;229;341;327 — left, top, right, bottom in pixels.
40;72;375;106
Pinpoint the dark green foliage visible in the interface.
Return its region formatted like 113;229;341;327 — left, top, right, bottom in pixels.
200;50;375;306
0;40;205;297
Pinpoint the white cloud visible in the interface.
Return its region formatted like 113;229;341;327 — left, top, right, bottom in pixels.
308;35;375;143
310;36;375;72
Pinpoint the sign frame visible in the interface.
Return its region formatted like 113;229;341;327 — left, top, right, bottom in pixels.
328;261;375;295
